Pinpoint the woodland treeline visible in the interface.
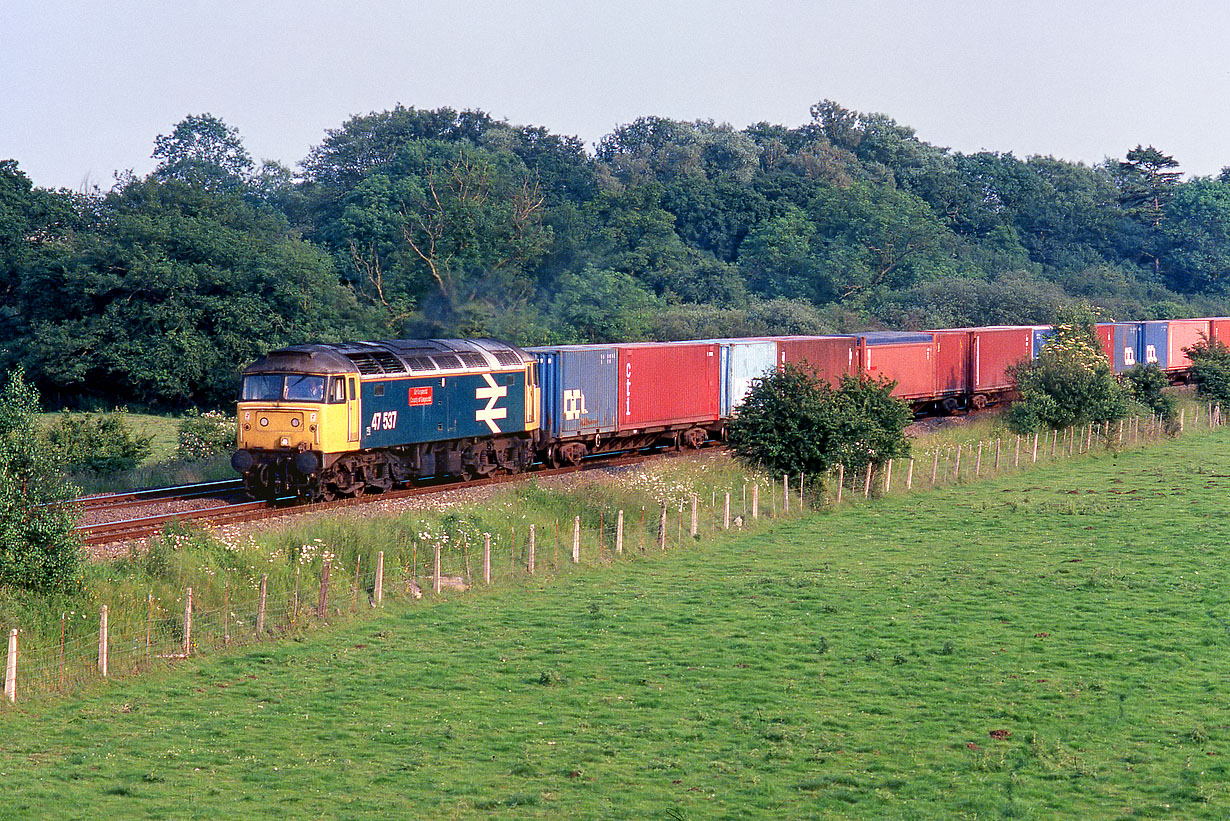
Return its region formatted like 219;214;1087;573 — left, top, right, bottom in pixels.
4;100;1230;408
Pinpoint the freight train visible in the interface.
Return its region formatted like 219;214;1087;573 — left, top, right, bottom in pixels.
231;318;1230;500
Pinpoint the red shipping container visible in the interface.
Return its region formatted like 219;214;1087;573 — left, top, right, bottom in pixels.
616;342;721;430
1167;319;1212;371
970;326;1034;391
931;330;970;396
860;341;936;400
775;336;858;386
1094;324;1115;366
1208;318;1230;348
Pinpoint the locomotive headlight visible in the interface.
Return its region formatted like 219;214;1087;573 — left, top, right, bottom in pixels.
291;418;301;428
260;417;269;427
280;437;290;447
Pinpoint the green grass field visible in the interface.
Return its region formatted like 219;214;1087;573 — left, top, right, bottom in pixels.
3;431;1230;818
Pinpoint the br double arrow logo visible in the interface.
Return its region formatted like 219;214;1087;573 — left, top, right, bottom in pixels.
475;373;508;433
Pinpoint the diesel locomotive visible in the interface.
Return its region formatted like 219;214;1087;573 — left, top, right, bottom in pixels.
231;338;540;500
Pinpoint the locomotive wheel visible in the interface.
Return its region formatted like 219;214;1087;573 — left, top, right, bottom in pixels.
559;442;588;466
244;464;274;500
681;427;708;449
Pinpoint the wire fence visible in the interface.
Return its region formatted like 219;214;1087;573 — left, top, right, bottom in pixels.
3;404;1221;705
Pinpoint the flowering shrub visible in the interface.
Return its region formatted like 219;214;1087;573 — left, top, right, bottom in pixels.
48;408;153;473
1007;309;1128;432
177;409;237;460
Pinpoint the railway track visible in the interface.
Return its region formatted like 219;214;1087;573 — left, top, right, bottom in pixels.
75;448;704;548
75;479;246;514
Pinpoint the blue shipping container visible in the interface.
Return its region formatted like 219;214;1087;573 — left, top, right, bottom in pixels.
860;331;934;346
1112;323;1141;372
1032;326;1054;358
1140;320;1168;368
528;346;617;439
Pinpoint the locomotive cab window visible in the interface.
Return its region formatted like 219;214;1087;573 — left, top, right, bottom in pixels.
286;375;326;402
242;374;283;401
328;377;346;404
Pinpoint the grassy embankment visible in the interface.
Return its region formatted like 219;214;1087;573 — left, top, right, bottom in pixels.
36;411;234;494
2;421;1229;817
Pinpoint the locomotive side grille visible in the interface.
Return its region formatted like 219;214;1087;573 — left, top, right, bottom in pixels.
404;356;437;372
344;352;408;375
493;350;524;367
430;353;463;370
458;352;488;368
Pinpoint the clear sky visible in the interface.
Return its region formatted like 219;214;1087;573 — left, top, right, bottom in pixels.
5;0;1230;191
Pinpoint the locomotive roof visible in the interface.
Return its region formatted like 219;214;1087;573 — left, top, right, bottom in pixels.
243;339;533;377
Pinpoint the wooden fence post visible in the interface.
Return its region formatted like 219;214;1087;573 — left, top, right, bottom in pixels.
906;458;915;490
352;556;361;613
1015;436;1021;468
783;475;790;513
931;450;939;486
836;465;844;506
98;605;109;677
616;511;624;555
752;483;761;518
483;534;492;584
317;560;331;618
183;588;192;657
1180;408;1185;433
690;494;698;538
658;504;667;550
573;516;581;563
145;593;152;662
953;446;962;481
224;581;231;646
975;443;983;477
863;462;873;498
724;492;731;530
529;525;537;573
884;459;893;494
375;553;384;606
434;544;442;594
994;439;1001;472
4;628;15;703
257;574;268;634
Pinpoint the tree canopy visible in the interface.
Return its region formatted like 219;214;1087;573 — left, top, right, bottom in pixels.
2;104;1230;409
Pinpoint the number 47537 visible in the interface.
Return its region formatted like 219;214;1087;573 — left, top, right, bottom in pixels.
371;411;397;431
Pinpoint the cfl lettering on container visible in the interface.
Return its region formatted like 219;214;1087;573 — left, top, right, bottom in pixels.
563;389;588;421
625;362;632;418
